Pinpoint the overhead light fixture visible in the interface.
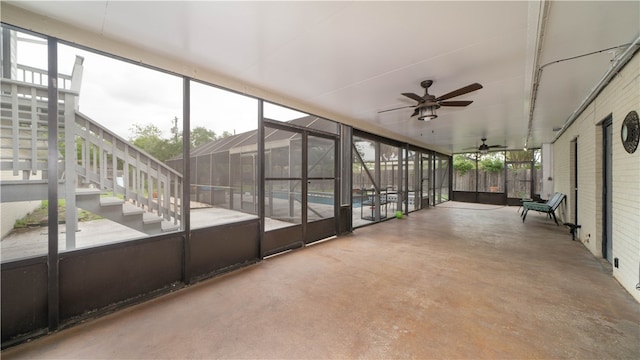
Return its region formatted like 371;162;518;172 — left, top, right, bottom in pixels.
478;143;489;155
417;106;438;121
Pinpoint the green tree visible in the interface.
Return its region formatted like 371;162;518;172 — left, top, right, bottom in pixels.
130;121;221;160
505;150;534;170
190;126;217;149
479;157;504;173
453;154;475;176
129;123;179;161
505;150;533;162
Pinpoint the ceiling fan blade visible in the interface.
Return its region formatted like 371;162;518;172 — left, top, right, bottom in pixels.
488;144;507;148
410;108;420;117
436;83;483;101
462;146;478;150
378;105;416;113
439;100;473;107
402;92;425;103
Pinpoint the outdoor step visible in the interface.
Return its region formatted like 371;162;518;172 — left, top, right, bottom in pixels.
75;188;103;196
100;196;124;207
161;221;180;232
143;212;163;224
122;203;144;216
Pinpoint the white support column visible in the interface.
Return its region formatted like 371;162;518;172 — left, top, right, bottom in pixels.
64;92;77;249
61;54;84;250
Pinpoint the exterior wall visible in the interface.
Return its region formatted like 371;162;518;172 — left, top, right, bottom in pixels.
553;51;640;302
0;201;41;239
0;171;41;239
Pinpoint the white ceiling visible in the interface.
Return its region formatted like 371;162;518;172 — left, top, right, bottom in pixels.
4;1;639;153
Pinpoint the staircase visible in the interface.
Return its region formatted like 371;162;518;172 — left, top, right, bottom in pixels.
75;189;179;235
1;57;182;245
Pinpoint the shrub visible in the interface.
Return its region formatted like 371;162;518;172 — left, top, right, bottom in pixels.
480;157;504;173
453;155;475;176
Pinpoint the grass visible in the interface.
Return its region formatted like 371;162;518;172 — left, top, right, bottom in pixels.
13;199;102;229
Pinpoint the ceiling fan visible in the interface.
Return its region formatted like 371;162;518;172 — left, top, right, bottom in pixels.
464;138;507;154
378;80;482;120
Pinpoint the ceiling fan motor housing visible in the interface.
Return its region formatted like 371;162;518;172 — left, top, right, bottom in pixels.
423;94;439;107
420;80;434;89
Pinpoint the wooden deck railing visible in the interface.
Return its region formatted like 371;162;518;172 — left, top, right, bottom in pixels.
16;63;74;90
0;78;61;177
1;58;182;232
70;110;182;224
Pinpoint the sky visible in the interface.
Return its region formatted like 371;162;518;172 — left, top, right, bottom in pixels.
16;32;305;141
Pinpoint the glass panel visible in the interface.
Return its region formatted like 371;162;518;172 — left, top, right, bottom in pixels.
379;142;399;193
265;180;301;228
189;81;258;229
189;155;198;191
352;136;376;227
196;154;211;186
53;42;183;251
352;137;375;190
308;136;334;178
506;162;531;199
380;143;402;213
339;124;352;207
440;156;450;203
239;153;258;214
307;134;335;223
421;153;431;209
504;149;541;199
405;150;417;212
505;151;529;197
229;153;242;211
434;154;450;204
351;135;392;226
307;179;335;222
265;126;302;231
265;129;301;179
1;28;50;262
264;102;338;134
453;153;477;191
478;152;505;193
533;149;542;197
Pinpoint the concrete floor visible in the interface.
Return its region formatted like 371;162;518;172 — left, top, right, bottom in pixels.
3;202;639;359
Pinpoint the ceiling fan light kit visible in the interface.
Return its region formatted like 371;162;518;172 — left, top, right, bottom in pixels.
417;106;437;121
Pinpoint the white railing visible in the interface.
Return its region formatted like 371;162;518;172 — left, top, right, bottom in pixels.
0;78;63;177
16;64;74;90
1;62;182;229
71;109;182;224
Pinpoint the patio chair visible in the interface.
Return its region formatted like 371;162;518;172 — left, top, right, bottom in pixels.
521;192;565;225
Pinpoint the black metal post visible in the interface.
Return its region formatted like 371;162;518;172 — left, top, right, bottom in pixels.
182;77;191;284
47;37;59;331
257;100;265;259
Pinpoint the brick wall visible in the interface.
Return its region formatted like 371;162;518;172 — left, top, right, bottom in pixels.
553;51;640;302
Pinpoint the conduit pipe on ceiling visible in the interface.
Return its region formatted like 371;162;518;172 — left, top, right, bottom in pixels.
552;34;640;143
524;0;551;150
